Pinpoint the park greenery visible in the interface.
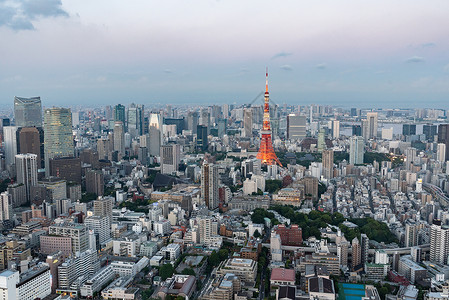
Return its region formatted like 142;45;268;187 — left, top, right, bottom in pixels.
252;205;398;244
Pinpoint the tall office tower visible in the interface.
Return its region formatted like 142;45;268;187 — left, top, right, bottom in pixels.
197;125;208;151
149;113;162;156
351;237;361;270
201;162;219;210
437;143;446;163
113;104;126;124
405;220;419;247
43;108;74;177
15;154;38;203
93;196;113;222
350;108;357;117
352;125;362;136
362;112;378;140
430;220;449;265
322;149;334;179
423;124;437;141
217;119;227;137
403;124;417;136
86;170;104;196
17;127;44;168
187;111;199;134
57;249;100;290
256;70;282;166
0;192;12;221
85;216;111;244
243;108;253;137
198;216;212;244
317;129;325;152
438;124;449;162
127;103;144;137
287;114;306;140
161;144;181;174
105;105;113;120
200;109;211;134
405;147;417;170
14;96;42;127
97;136;112;160
332;120;340;139
113;121;125;157
3;126;18;170
360;234;369;267
222;104;229;119
71;111;80;127
349;136;364;165
50;157;82;184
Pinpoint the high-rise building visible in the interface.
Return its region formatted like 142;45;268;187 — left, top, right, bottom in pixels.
14;96;42;128
405;147;417;170
113;121;125;157
0;192;12;222
287;114;306;140
437;143;446;163
86;170;104;196
85;216;111;245
217;119;227;137
43;108;74;177
201;162;219;210
198;216;212;244
438;124;449;162
49;223;89;254
197;125;208;151
149;113;162;156
243;108;253;138
403;124;417;136
322;149;334;179
360;234;369;267
49;157;82;184
3;126;18;170
187;111;199;134
113;104;126;124
332;120;340;139
93;196;113;223
405;220;418;247
161;144;181;174
352;237;361;270
362;112;378;140
423;124;437;141
317;129;325;152
127;103;144;137
17;127;44;168
15;154;38;204
349;136;364;165
352;125;362;136
430;220;449;265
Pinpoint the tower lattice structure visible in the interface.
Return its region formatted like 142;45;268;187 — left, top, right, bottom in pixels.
256;70;283;166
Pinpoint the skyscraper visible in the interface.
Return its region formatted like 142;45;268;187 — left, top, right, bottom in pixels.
287;114;306;140
15;154;38;204
201;162;219;210
149;113;162;156
438;124;449;162
113;104;126;124
352;237;361;270
430;220;449;265
243;108;253;138
362;112;378;140
332;120;340;139
161;144;181;174
437;143;446;163
423;124;437;141
322;149;334;179
14;96;42;128
17;127;44;168
403;124;417;136
360;233;369;267
405;220;418;247
44;108;74;176
127;103;144;137
187;111;199;134
3;126;18;170
349;136;364;165
197;125;208;151
405;147;417;170
113;121;125;158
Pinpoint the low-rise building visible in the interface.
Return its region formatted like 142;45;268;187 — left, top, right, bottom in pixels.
216;258;257;285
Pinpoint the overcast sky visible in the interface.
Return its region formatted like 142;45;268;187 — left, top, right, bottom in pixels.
1;0;449;108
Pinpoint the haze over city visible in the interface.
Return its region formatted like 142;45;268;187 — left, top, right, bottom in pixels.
1;0;449;107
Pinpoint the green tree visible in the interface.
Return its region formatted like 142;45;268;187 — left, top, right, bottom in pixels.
209;250;220;267
181;268;195;276
218;249;229;261
253;229;261;238
160;263;175;280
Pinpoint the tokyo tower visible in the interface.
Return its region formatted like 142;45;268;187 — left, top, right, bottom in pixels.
256;70;283;166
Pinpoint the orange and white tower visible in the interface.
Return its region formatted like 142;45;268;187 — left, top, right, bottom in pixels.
256;69;282;166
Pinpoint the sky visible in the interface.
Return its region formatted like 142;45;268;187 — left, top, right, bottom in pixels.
1;0;449;108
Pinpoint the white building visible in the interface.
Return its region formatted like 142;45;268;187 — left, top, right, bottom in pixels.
0;270;19;300
159;243;181;261
17;264;51;300
153;219;171;235
80;265;115;298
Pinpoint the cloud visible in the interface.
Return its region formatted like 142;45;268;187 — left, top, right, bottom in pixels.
164;69;173;74
0;0;68;30
405;56;425;63
280;64;293;71
272;52;293;59
421;42;436;48
316;63;326;70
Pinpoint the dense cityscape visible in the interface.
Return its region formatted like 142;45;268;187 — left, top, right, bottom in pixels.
0;71;448;300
